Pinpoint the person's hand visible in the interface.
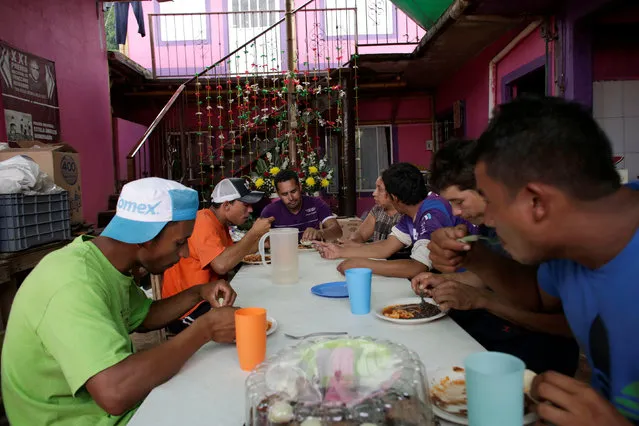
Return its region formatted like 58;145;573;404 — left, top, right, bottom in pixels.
199;280;237;308
428;225;472;273
196;306;238;343
426;279;490;311
531;371;632;426
249;217;274;238
302;227;323;241
411;272;448;295
314;241;343;259
336;258;366;274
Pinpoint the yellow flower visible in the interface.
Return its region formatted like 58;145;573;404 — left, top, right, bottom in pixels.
271;179;275;187
321;178;330;188
308;166;319;175
305;177;316;187
254;178;265;188
269;167;280;175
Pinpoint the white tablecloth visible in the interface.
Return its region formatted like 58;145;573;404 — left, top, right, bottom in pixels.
129;252;485;425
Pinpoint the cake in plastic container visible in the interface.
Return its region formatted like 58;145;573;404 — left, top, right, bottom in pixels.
245;336;434;425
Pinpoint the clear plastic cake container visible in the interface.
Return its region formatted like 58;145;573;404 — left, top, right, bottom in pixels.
246;336;434;425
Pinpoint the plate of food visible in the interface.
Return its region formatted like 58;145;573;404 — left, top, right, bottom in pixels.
298;240;315;251
375;297;446;324
429;366;538;425
266;316;278;336
242;253;271;265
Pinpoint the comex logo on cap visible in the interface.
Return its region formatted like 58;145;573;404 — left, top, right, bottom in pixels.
118;199;162;215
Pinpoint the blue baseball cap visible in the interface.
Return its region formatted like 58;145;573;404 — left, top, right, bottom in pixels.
102;177;199;244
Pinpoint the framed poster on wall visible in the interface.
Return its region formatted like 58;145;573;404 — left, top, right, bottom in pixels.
0;40;60;143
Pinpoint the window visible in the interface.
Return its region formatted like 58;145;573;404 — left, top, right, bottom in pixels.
159;0;208;42
325;0;394;37
231;0;279;29
325;125;392;193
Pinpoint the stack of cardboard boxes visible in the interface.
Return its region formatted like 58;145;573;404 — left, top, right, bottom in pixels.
0;141;83;224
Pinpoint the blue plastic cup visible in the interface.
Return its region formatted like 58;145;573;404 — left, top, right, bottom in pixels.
464;352;525;426
345;268;372;315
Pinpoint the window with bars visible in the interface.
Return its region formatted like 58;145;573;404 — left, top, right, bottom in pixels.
325;0;394;37
159;0;208;42
231;0;279;28
325;125;392;193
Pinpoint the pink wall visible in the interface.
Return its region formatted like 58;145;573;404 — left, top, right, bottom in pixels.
436;27;554;139
436;30;519;138
593;45;639;81
115;118;148;182
396;124;433;166
355;95;433;216
0;0;114;225
495;28;547;103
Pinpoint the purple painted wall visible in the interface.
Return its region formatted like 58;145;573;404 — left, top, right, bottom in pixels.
0;0;114;224
560;0;615;107
115;118;148;182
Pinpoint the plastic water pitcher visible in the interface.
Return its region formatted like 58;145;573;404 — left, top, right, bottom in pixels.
258;228;299;284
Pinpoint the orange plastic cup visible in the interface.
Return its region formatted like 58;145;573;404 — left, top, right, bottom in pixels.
235;307;267;371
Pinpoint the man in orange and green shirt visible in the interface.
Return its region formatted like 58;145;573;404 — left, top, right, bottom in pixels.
163;178;273;332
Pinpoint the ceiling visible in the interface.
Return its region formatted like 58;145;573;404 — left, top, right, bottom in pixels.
356;0;564;91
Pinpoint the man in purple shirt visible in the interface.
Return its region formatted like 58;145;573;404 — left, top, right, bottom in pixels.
316;162;467;278
261;169;343;241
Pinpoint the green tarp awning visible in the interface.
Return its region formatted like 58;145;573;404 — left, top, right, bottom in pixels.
390;0;454;28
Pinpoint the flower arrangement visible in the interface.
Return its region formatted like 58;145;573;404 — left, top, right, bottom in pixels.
297;149;333;195
250;151;290;196
248;145;333;197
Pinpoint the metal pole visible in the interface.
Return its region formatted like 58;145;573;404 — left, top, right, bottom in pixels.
341;66;356;216
286;0;298;166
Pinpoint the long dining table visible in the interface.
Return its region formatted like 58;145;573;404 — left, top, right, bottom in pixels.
129;251;485;425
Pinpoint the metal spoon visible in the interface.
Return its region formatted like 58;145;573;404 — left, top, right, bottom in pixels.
284;331;348;340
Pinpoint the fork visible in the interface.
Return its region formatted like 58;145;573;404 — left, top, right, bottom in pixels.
284;331;348;340
457;235;500;245
419;291;429;312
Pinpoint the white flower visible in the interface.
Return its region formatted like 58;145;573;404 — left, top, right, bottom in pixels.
275;146;281;152
296;84;303;91
339;90;346;98
266;152;273;161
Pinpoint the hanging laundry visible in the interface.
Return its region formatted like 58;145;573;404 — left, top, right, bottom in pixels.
114;2;146;45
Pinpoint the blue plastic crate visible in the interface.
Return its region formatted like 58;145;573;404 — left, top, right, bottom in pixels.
0;192;72;252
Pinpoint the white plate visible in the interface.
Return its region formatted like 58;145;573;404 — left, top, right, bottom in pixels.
374;297;447;324
429;367;538;425
267;316;278;336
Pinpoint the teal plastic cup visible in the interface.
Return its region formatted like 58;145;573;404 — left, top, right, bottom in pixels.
345;268;372;315
464;352;525;426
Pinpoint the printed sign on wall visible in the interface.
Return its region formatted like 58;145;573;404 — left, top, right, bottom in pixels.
0;40;60;143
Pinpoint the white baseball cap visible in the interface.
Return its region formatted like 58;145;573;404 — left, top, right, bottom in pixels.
102;177;199;244
211;178;265;204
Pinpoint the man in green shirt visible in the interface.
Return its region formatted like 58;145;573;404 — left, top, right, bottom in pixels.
2;178;238;425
